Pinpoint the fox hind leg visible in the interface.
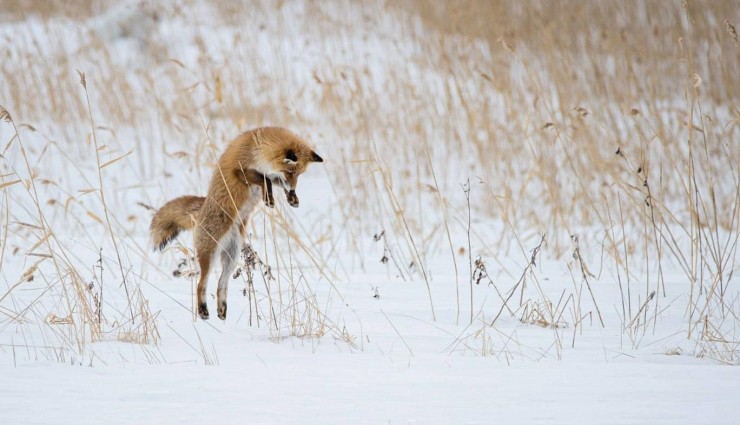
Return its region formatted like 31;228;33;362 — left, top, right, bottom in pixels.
196;250;212;320
216;231;239;320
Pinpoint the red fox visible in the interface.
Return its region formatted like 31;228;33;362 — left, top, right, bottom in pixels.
150;127;323;320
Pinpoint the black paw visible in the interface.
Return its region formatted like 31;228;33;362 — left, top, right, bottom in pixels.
264;195;275;208
286;190;299;208
198;303;209;320
217;302;227;320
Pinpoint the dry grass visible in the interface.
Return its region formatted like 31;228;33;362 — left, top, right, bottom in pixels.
0;0;738;363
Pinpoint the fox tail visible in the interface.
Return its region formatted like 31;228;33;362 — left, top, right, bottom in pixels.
150;195;205;251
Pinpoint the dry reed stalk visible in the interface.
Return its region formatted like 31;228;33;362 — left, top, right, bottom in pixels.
77;72;134;321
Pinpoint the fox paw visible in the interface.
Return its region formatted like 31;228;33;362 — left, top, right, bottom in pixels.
286;190;299;208
198;303;209;320
217;302;227;320
264;197;275;208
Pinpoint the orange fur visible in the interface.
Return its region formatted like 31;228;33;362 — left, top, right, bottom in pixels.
150;127;323;320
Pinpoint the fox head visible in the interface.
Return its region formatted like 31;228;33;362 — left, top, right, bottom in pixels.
251;127;323;197
277;147;323;192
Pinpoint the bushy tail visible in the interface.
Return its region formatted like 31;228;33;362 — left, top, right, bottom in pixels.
150;195;205;251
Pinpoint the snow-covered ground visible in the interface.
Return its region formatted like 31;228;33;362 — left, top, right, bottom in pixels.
1;1;738;424
4;353;739;424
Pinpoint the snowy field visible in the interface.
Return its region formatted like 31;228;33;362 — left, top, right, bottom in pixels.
1;1;739;424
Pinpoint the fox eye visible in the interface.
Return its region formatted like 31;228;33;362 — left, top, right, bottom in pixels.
284;150;298;164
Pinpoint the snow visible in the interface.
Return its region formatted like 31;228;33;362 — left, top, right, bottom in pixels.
0;1;738;424
4;358;739;424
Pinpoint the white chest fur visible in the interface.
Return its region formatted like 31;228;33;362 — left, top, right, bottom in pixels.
215;185;262;260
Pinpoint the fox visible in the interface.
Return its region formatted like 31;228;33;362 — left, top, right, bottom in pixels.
150;127;323;320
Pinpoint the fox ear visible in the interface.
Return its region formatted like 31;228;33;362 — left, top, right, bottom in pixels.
284;150;298;164
310;151;323;162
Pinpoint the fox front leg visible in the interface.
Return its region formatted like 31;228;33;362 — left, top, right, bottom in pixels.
240;169;275;208
262;178;275;208
284;188;299;208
